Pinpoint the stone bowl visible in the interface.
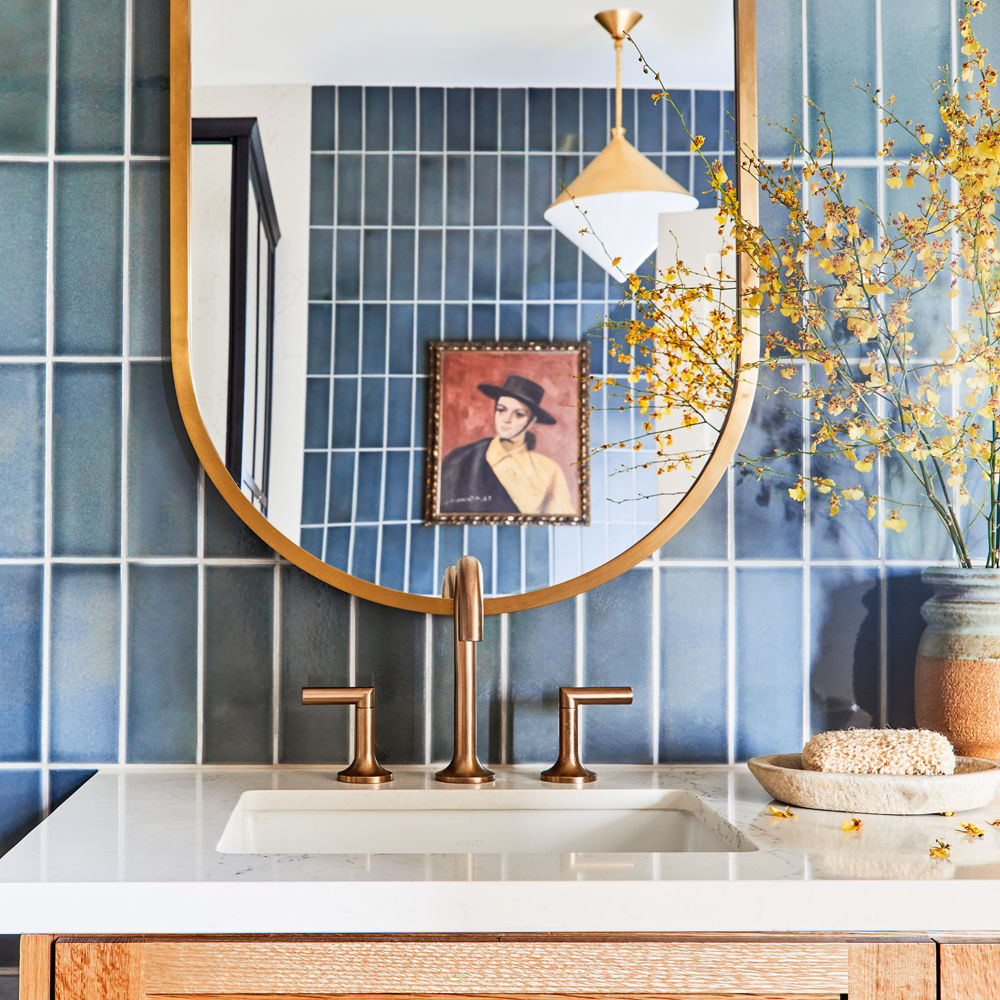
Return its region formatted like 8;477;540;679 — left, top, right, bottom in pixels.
746;753;1000;815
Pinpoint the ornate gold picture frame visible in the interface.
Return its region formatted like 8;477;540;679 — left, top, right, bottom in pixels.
425;341;591;525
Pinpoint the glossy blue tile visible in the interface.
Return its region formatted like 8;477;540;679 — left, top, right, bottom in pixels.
408;516;436;594
525;303;549;340
203;476;273;558
806;0;877;156
307;303;332;374
362;229;388;300
53;364;121;556
661;473;728;559
327;452;355;522
351;524;378;580
523;525;551;592
722;91;735;150
300;451;328;524
311;87;336;150
419;88;444;150
472;231;497;300
417;229;443;299
379;524;407;591
735;566;804;760
665;90;692;152
619;88;635;143
810;566;879;733
308;228;333;301
0;366;43;556
500;89;526;150
301;530;322;559
883;454;954;562
56;0;125;153
55;164;124;354
384;449;411;518
659;566;728;762
436;527;465;581
443;303;466;339
304;378;330;449
0;164;47;353
361;304;387;374
50;565;120;763
127;565;197;762
444;229;469;300
310;154;334;225
386;381;413;448
0;772;42;856
551;304;576;340
499;155;525;227
583;569;653;763
553;230;577;300
555;89;580;151
0;566;42;761
525;230;552;300
48;769;94;813
391;154;416;225
430;610;502;762
335;153;361;226
582;89;608;152
337;87;362;150
528;88;553;151
335;228;360;299
326;526;350;569
279;566;351;763
127;362;198;555
509;598;576;762
390;228;415;301
364;155;389;226
130;0;169;154
471;304;495;340
694;90;721;152
0;0;49;154
416;304;441;353
355;449;383;520
526;155;553;223
810;449;878;560
333;303;360;373
635;90;663;154
203;567;273;763
733;367;804;560
418;155;443;225
886;567;928;729
473;155;498;226
446;155;471;225
446;89;471;150
499;231;525;301
356;600;427;762
388;305;414;372
365;87;389;150
474;88;499;151
392;88;416;150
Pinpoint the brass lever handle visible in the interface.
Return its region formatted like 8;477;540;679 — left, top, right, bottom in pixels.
540;686;633;783
301;687;392;784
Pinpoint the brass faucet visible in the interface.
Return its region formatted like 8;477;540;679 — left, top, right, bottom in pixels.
435;555;495;784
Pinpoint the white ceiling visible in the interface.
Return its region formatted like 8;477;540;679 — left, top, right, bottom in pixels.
192;0;735;91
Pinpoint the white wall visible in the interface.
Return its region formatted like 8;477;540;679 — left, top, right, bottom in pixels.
190;84;312;543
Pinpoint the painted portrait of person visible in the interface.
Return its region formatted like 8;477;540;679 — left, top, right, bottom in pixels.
426;342;590;525
440;375;575;516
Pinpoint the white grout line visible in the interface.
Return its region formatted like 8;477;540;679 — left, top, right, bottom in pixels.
38;0;59;818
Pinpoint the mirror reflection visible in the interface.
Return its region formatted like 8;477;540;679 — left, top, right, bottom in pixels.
188;0;737;598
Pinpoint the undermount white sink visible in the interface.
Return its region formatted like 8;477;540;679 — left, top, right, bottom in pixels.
216;786;753;855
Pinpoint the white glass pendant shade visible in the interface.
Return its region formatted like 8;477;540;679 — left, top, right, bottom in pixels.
544;133;698;276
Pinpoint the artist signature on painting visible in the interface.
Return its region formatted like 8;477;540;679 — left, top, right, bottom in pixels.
449;495;492;505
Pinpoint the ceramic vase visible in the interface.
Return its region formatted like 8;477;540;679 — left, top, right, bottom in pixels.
915;566;1000;759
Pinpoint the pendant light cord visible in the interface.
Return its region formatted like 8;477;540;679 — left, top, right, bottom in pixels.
613;35;625;137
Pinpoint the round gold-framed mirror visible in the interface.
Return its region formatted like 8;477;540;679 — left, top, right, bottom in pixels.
168;0;759;615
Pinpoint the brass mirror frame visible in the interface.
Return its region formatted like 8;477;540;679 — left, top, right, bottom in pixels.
168;0;759;615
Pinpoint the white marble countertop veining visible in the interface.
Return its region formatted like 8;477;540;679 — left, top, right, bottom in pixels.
1;764;1000;934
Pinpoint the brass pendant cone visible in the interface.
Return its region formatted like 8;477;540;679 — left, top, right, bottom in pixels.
594;8;643;39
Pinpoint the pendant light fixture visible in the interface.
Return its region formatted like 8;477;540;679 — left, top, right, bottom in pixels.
544;9;698;279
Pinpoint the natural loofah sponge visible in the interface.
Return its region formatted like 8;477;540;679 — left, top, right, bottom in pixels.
802;729;956;776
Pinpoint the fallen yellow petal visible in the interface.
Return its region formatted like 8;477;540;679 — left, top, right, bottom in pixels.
842;817;863;832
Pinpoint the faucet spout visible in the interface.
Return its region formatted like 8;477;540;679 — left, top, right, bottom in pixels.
435;555;494;784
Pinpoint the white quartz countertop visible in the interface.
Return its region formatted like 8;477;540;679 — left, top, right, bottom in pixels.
2;764;1000;934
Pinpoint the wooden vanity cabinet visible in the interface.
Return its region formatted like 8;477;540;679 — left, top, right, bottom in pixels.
19;933;973;1000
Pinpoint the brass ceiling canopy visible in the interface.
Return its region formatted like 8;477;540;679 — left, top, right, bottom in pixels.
543;7;697;278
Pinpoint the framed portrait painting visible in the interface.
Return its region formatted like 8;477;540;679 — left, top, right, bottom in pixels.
424;341;590;525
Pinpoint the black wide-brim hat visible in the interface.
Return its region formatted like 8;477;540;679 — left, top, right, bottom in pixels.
477;374;556;425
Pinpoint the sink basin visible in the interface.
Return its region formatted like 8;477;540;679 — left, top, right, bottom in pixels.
216;787;752;855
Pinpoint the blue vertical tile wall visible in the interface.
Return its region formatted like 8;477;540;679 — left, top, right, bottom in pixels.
0;1;986;955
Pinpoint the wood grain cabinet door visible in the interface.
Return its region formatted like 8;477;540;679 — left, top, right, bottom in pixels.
939;941;1000;999
21;934;938;1000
